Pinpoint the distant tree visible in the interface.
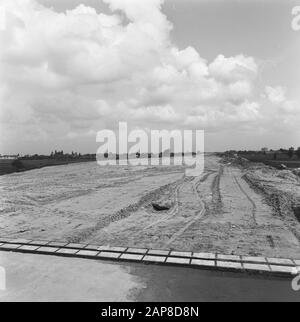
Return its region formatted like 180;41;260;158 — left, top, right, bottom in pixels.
296;147;300;160
104;152;108;158
288;147;295;159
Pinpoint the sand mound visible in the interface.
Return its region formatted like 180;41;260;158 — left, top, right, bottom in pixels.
292;168;300;177
276;170;299;183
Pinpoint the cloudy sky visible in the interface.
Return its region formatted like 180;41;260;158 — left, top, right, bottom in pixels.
0;0;299;154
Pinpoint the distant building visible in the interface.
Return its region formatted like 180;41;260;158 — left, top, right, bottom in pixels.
0;155;18;159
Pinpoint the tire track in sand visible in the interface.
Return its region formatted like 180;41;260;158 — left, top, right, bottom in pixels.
210;165;223;214
142;186;180;230
233;175;257;226
143;171;213;232
164;177;206;247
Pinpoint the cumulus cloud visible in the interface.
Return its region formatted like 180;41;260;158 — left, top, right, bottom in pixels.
0;0;297;153
264;86;299;114
208;55;257;83
264;86;286;104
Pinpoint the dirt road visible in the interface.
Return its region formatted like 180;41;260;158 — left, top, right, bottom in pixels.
85;155;300;259
1;155;300;258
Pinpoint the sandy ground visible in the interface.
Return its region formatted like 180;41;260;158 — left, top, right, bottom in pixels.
1;154;300;258
0;251;141;302
0;162;184;242
0;251;299;302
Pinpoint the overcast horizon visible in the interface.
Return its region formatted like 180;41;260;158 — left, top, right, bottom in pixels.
0;0;299;155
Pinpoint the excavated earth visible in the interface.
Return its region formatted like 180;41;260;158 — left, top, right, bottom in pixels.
1;154;300;259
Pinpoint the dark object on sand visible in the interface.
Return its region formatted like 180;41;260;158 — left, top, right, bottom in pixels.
278;164;287;170
152;201;172;211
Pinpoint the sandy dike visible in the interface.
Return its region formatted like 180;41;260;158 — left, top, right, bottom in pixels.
1;154;300;259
